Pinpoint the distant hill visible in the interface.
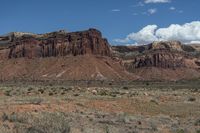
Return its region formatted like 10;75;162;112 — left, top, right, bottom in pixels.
112;41;200;81
0;29;200;81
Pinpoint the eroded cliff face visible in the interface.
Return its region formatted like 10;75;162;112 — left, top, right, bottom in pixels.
111;41;200;80
124;50;185;71
126;41;185;69
0;29;111;59
112;41;200;70
1;29;200;81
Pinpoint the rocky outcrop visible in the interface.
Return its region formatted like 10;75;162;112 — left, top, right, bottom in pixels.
149;41;183;51
1;28;200;81
112;41;200;71
0;29;111;59
125;41;185;69
111;41;200;80
124;50;185;72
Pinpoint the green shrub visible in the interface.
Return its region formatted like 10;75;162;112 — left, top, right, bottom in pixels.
26;113;70;133
38;89;44;94
176;129;185;133
49;92;54;96
28;87;33;92
1;112;70;133
122;86;129;90
4;90;12;96
188;97;196;102
1;112;8;122
195;119;200;126
73;93;79;96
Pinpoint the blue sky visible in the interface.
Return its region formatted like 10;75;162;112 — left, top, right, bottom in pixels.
0;0;200;45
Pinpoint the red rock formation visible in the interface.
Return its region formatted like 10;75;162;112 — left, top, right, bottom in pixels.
1;29;200;81
111;41;200;80
0;29;111;59
124;50;185;71
112;41;198;70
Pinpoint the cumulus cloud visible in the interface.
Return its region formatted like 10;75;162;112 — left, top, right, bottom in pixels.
148;8;157;14
114;21;200;44
126;25;158;44
190;41;200;44
156;21;200;43
144;0;171;4
132;2;145;7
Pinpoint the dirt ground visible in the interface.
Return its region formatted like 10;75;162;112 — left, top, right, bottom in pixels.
0;81;199;133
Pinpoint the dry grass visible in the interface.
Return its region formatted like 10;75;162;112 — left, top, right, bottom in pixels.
0;82;199;133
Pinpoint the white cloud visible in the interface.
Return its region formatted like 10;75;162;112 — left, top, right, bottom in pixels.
114;21;200;44
111;9;120;12
156;21;200;43
144;0;171;4
169;6;176;10
132;2;145;7
114;38;130;43
113;43;139;46
138;2;145;7
190;41;200;44
127;25;158;44
148;8;157;14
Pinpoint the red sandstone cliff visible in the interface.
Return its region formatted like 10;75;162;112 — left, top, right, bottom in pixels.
0;29;138;81
0;29;200;81
0;29;111;59
112;41;200;80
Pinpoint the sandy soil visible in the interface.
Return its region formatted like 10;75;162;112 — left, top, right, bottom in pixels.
0;82;199;133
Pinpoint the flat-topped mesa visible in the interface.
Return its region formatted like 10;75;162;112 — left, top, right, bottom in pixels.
0;28;111;59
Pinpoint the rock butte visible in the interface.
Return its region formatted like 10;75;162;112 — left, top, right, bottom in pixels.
0;29;110;59
0;29;200;81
